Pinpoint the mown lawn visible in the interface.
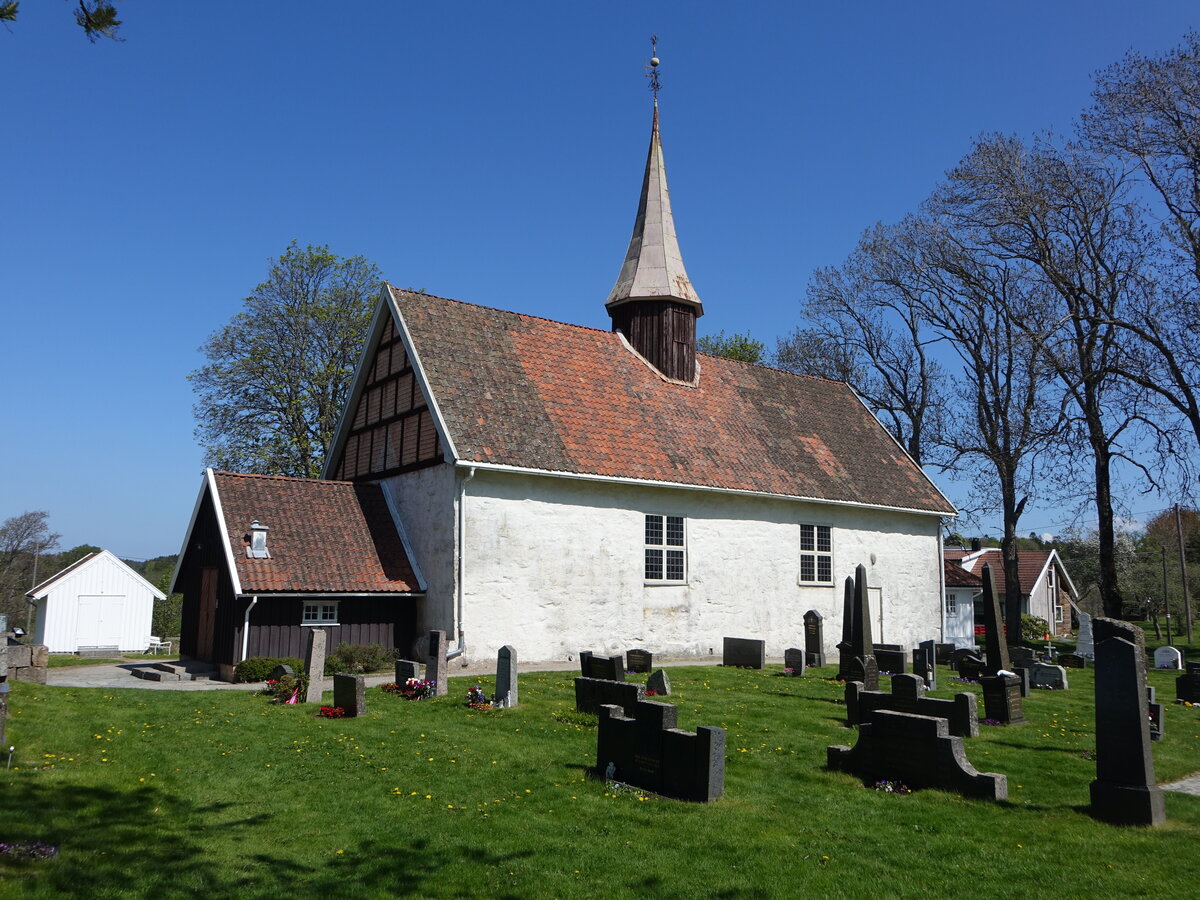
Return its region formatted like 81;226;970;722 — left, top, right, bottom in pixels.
1;664;1198;899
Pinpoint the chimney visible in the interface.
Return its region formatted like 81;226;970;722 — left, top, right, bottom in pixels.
246;519;271;559
970;538;982;552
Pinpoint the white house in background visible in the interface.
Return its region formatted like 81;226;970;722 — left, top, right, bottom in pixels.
943;558;982;648
27;550;164;653
943;545;1080;640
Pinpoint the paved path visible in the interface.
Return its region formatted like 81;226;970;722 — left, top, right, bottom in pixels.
1162;775;1200;796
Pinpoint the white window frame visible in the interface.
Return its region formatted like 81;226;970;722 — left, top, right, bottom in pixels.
797;523;834;585
301;600;340;626
946;592;958;617
644;513;687;584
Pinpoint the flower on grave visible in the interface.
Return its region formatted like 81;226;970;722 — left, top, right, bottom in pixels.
783;668;795;677
981;718;1002;726
871;779;911;794
466;685;492;710
0;841;59;861
318;706;346;718
645;689;657;696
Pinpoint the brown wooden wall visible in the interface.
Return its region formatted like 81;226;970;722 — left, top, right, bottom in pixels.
238;596;417;662
610;300;696;381
331;315;441;481
177;489;238;664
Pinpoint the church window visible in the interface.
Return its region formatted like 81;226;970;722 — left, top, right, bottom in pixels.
301;601;339;625
798;524;833;584
645;514;686;582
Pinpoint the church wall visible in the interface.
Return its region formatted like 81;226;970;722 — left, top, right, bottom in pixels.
381;463;459;651
453;469;944;665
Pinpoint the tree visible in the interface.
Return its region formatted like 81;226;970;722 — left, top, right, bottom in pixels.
189;242;383;478
696;330;765;364
0;2;123;41
0;510;60;626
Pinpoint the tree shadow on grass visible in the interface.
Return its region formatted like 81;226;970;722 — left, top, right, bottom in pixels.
0;779;535;899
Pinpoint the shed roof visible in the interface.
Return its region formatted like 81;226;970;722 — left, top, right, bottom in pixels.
27;549;166;601
210;471;422;595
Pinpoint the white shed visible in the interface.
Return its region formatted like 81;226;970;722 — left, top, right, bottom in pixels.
27;550;165;653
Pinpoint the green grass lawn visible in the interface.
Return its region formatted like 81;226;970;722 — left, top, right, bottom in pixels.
2;664;1199;899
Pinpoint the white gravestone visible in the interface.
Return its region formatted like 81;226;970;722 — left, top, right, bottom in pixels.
1075;612;1094;659
1153;646;1182;670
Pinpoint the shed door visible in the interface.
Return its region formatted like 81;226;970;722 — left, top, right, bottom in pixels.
77;595;125;647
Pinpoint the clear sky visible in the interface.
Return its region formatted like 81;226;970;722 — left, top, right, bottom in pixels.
3;2;1196;559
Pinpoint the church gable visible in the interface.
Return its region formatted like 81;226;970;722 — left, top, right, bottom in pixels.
327;308;442;481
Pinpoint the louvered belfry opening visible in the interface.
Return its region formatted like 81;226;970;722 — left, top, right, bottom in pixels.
610;300;696;382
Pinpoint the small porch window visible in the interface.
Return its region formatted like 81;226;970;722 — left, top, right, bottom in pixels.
302;601;339;625
946;593;958;616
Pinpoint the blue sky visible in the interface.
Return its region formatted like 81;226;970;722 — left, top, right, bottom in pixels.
2;2;1195;559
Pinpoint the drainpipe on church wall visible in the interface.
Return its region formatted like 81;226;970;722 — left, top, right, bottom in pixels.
448;467;476;661
241;596;258;663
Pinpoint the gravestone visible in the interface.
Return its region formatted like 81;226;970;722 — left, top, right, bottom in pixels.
626;649;654;674
595;700;725;802
845;673;978;737
1153;646;1182;670
1029;663;1068;690
1009;646;1036;666
394;659;421;683
647;669;671;696
722;637;766;669
1176;661;1200;703
1075;611;1095;659
837;577;856;679
575;676;645;716
949;648;977;672
935;643;956;665
1147;686;1164;742
1089;617;1165;826
332;673;366;717
303;627;327;704
827;709;1006;801
873;647;908;675
495;645;518;708
837;565;879;690
956;654;984;682
269;664;295;681
803;610;826;668
784;648;806;675
427;630;449;696
580;651;625;682
980;674;1026;725
913;640;936;690
0;638;8;747
1059;653;1087;669
978;564;1011;677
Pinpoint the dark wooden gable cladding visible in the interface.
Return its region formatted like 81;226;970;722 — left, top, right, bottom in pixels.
333;314;441;481
610;300;697;382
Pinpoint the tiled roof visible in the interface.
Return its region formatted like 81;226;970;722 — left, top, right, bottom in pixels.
943;559;982;588
392;289;954;514
947;548;1062;598
212;472;421;594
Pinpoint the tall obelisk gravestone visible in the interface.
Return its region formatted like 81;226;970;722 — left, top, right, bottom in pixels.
978;564;1025;724
846;565;879;690
837;578;855;680
1089;618;1165;826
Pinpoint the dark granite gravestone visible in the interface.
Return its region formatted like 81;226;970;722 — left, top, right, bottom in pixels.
1176;661;1200;703
845;673;978;737
980;674;1026;725
723;637;766;669
596;700;725;802
956;654;984;682
580;651;626;682
0;638;8;747
837;577;856;679
1147;686;1163;742
1059;653;1087;669
1029;663;1068;690
575;676;645;716
626;649;654;674
913;640;937;690
873;647;909;674
495;645;518;708
827;709;1006;801
1009;646;1036;667
394;659;421;683
269;664;295;681
784;647;806;675
803;610;826;668
332;673;366;717
935;643;956;665
647;669;671;696
303;627;327;704
837;565;879;690
978;564;1011;676
427;630;449;696
1089;617;1165;826
949;648;978;672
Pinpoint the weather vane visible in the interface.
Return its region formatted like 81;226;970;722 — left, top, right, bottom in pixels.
645;34;661;101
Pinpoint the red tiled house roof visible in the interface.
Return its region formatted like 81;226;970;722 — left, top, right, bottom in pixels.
944;548;1067;598
212;471;421;594
944;559;982;589
391;289;955;515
